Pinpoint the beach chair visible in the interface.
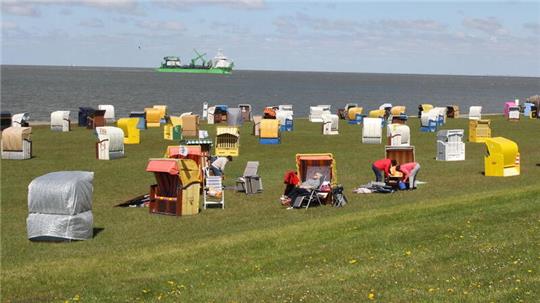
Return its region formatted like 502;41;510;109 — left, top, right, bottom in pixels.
207;106;216;125
504;101;520;121
95;126;124;160
117;118;140;144
484;137;520;177
1;126;32;160
227;108;243;126
252;115;262;136
295;153;337;206
468;106;482;120
129;111;147;129
163;116;182;140
87;110;106;129
309;105;330;122
259;119;281;144
1;112;11;131
27;171;94;241
446;105;460;118
78;107;95;127
145;108;162;127
238;104;252;122
347;107;364;124
417;103;433;118
153;105;168;123
322;113;339;135
50;111;71;132
276;108;293;131
436;129;465;161
181;114;200;138
203;102;209;120
362;118;382;144
98;105;115;123
203;175;224;209
432;107;447;125
385;146;415;164
390;106;406;116
12;113;30;127
236;161;263;194
387;124;410;146
469;119;491;143
215;126;240;156
214;105;229;123
147;158;201;216
420;111;438;132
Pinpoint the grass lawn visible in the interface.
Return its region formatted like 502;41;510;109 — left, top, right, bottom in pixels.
1;116;539;302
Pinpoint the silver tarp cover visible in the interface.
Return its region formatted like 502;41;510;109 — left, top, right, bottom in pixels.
28;171;93;215
227;108;243;126
27;211;93;241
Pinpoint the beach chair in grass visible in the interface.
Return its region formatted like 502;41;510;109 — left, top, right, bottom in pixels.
144;108;162;127
446;105;460;118
362;118;383;144
227;108;243;126
432;107;447;125
252;115;262;136
1;126;32;160
12;113;30;127
129;111;147;129
469;119;491;143
276;109;293;132
238;104;252;122
259;119;280;144
153;105;168;123
309;105;330;122
147;158;201;216
322;113;339;135
78;107;95;127
95;126;124;160
87;109;106;129
163;116;182;140
294;154;337;207
484;137;520;177
417;103;433;118
204;175;224;209
436;129;465;161
420;111;438;132
98;105;115;123
385;146;416;165
236;161;263;194
468;106;482;120
347;107;364;124
215;126;240;156
181;114;200;138
50;111;71;132
164;145;206;185
387;124;410;146
117;118;140;144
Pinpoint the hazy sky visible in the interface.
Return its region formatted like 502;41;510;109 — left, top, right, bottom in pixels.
2;0;539;76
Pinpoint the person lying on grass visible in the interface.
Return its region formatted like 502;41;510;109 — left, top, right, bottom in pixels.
280;172;323;207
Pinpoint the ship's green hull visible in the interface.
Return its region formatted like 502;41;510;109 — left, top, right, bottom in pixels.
156;68;231;74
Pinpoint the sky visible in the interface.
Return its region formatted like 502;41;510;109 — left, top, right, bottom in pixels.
1;0;540;76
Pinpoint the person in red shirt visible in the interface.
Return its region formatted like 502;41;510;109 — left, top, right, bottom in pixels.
397;162;421;189
372;158;397;182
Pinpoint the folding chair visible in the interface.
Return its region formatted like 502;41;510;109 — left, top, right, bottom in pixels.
236;161;263;194
203;174;224;209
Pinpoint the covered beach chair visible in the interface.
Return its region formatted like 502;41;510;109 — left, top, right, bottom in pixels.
295;153;337;207
432;107;447;125
87;109;106;129
263;106;277;119
50;111;71;132
1;111;11;131
117;118;140;144
362;118;382;144
469;119;491;143
385;146;416;164
504;101;520;121
181;114;199;138
147;159;201;216
347;107;364;124
259;119;280;144
446;105;460;118
207;106;216;125
322;113;339;135
129;111;147;129
368;109;386;119
417;103;433;118
309;105;331;122
339;103;358;119
215;126;240;156
390;106;406;116
523;103;534;118
252;115;263;136
387;124;410;146
95;126;124;160
1;126;32;160
420;111;438;132
78;107;95;127
238;104;252;122
145;107;162;127
436;129;465;161
98;105;115;123
468;106;482;120
484;137;520;177
153;105;168;123
12;113;30;127
227;108;243;126
213;105;229;123
276;109;293;132
164;116;182;140
236;161;263;194
27;171;94;241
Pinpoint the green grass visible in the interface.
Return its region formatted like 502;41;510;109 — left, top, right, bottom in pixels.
1;116;539;302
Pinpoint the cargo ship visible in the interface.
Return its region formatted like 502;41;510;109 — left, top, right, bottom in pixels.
156;49;234;74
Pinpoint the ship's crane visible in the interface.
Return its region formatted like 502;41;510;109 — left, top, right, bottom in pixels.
190;49;207;66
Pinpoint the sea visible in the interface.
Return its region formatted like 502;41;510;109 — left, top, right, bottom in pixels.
2;65;539;121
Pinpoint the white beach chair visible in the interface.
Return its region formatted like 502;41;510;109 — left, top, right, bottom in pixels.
469;106;482;120
12;113;30;127
322;113;339;135
1;126;32;160
50;111;71;132
203;175;224;209
387;124;410;146
362;117;382;144
98;105;115;123
436;129;465;161
95;126;125;160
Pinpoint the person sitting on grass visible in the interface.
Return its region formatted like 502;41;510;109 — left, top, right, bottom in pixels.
396;162;421;189
210;156;233;177
281;172;323;207
372;158;398;182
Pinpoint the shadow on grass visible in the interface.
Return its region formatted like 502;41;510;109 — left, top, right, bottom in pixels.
93;227;104;238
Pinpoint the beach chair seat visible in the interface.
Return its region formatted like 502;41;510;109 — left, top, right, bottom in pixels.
1;126;32;160
117;118;140;144
95;126;125;160
50;111;71;132
203;175;224;209
236;161;263;194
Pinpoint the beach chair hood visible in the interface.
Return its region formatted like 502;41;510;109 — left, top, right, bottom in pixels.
1;127;31;151
296;153;337;186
